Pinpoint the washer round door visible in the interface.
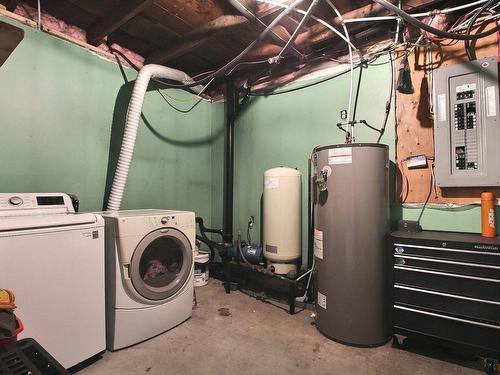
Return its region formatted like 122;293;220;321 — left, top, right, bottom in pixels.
130;228;193;301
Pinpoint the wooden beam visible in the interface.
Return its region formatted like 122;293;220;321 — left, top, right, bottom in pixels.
86;0;153;46
146;15;249;64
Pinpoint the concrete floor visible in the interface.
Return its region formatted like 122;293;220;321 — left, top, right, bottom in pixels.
80;280;483;375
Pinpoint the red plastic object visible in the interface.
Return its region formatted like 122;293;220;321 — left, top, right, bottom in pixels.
0;316;23;346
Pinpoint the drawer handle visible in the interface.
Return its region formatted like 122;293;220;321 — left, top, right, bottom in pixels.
394;243;500;257
394;254;500;270
395;246;404;254
394;265;500;283
394;284;500;306
394;305;500;330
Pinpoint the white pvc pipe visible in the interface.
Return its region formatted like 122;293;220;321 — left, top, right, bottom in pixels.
326;0;355;142
106;64;204;211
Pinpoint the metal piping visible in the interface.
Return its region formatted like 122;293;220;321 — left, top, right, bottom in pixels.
271;0;321;63
227;0;304;60
343;0;490;23
223;82;237;242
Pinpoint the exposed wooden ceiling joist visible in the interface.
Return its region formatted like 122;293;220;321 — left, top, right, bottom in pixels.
146;15;250;64
0;0;472;87
87;0;154;46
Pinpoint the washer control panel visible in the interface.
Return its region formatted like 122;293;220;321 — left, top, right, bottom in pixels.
158;215;177;226
0;193;74;214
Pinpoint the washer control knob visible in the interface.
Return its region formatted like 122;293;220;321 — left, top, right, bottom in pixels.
9;196;23;206
161;216;169;224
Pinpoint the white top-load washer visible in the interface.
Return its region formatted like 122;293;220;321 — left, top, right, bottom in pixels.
0;193;105;369
100;209;195;351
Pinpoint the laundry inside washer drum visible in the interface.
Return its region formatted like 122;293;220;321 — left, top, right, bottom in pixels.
140;237;184;287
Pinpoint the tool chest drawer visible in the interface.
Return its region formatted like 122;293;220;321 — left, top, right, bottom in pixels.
394;243;500;267
394;305;500;353
394;254;500;279
394;285;500;324
390;230;500;357
394;266;500;302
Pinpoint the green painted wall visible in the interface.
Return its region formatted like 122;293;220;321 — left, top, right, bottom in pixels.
220;56;486;260
228;60;396;258
0;16;487;244
0;16;224;225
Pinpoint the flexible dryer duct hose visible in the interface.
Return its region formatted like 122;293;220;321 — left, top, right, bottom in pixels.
106;64;204;211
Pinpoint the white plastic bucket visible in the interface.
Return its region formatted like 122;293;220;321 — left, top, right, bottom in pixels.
194;251;210;287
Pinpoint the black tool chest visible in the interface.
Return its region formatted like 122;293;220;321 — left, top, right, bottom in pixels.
390;230;500;359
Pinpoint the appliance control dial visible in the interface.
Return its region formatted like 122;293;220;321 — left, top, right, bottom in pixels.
161;216;170;224
9;196;23;206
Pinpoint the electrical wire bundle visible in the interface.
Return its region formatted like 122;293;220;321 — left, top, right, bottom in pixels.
112;0;500;142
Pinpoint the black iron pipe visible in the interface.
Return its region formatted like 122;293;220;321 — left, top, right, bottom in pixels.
223;82;237;243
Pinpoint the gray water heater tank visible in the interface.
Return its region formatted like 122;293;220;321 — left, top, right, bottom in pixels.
313;144;390;346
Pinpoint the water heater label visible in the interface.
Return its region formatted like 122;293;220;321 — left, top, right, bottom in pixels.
317;291;327;309
264;177;279;189
328;147;352;165
313;229;323;259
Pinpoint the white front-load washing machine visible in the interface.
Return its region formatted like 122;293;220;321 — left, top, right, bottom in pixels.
101;209;195;351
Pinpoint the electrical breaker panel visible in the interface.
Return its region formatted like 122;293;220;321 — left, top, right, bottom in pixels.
433;57;500;187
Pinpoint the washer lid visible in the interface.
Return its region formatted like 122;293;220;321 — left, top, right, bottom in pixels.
0;213;98;232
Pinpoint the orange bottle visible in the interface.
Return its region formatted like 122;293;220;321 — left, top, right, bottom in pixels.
481;192;496;238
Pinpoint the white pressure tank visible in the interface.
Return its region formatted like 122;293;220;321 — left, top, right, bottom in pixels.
263;167;302;274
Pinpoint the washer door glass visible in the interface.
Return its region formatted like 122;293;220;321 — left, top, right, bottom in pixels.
130;228;192;301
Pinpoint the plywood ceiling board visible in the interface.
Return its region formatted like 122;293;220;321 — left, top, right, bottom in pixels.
65;0;119;18
22;0;97;28
143;3;193;34
119;14;179;46
153;0;223;27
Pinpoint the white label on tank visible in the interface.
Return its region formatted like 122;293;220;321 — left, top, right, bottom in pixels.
313;229;323;259
317;291;327;309
486;86;497;117
328;147;352;165
437;94;446;122
264;176;279;189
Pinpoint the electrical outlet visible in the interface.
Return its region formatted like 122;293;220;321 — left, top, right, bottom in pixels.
248;215;255;229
